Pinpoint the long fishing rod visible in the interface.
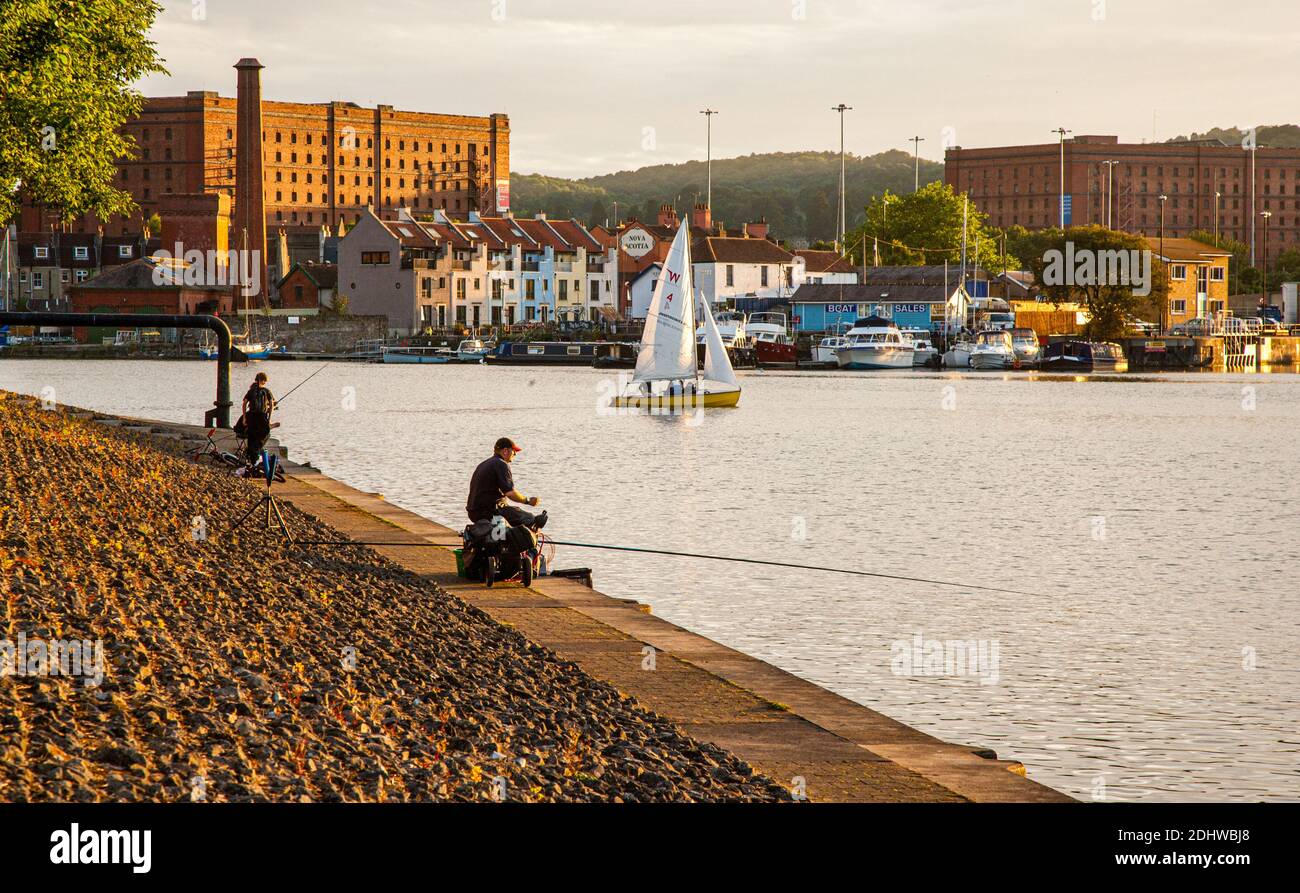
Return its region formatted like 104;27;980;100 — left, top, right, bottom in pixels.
287;536;1035;596
275;360;334;404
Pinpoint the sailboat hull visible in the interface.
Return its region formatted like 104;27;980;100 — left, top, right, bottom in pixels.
612;389;741;409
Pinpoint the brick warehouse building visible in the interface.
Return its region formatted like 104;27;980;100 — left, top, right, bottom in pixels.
21;60;511;239
945;135;1300;268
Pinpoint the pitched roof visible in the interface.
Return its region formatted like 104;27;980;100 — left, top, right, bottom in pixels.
73;257;231;292
279;261;337;290
863;265;959;285
794;249;856;274
379;218;439;249
1143;237;1231;263
694;236;793;265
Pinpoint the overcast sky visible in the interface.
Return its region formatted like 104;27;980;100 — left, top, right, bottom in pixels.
141;0;1300;178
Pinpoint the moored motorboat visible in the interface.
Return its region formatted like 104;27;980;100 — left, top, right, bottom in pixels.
901;328;939;367
1011;327;1041;368
968;329;1015;370
381;346;451;364
942;336;974;369
1039;340;1129;373
456;339;490;362
834;316;914;370
747;312;797;366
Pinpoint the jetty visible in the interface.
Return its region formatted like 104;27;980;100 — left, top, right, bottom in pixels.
0;390;1070;802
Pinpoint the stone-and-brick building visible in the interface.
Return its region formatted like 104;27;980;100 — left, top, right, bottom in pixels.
22;60;510;240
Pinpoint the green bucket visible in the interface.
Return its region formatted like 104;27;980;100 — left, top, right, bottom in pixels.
454;548;465;578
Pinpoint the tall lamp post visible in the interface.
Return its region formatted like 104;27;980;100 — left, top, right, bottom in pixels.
1053;127;1071;228
832;104;853;254
1159;193;1168;333
1213;192;1221;244
699;109;718;211
909;135;925;192
1260;210;1272;316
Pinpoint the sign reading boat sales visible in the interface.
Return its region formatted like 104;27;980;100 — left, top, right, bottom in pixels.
620;228;655;259
825;304;858;314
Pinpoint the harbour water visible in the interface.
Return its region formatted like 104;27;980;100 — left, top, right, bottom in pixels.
4;358;1297;802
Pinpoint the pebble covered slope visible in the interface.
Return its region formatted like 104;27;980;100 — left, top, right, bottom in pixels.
0;393;789;802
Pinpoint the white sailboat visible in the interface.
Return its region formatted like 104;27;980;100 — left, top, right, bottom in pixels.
613;219;741;409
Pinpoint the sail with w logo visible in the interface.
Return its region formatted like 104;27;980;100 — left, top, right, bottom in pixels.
633;219;697;383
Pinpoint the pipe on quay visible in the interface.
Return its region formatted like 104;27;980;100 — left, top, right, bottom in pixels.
0;312;234;427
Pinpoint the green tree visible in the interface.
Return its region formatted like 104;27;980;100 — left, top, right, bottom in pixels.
0;0;166;225
846;181;1011;271
1023;226;1168;340
144;211;161;236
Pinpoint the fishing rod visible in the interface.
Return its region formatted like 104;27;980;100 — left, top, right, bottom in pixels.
287;536;1035;596
275;360;334;404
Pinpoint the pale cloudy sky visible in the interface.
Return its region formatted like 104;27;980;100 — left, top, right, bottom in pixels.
141;0;1300;178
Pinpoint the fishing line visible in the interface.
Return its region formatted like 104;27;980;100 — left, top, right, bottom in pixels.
287;536;1034;595
276;360;334;404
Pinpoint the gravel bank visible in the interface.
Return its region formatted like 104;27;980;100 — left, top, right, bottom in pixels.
0;392;789;802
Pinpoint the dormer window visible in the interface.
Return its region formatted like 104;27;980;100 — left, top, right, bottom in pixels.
74;246;89;260
118;245;132;258
34;246;48;259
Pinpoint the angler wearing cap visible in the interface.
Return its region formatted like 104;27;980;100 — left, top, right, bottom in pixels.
467;437;547;529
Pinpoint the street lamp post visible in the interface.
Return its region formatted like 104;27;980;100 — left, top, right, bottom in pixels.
1214;192;1220;245
832;104;853;254
909;136;925;192
1053;127;1072;228
1260;210;1272;316
1159;193;1168;333
699;109;718;211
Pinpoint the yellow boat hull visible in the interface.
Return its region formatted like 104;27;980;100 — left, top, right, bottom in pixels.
612;389;741;409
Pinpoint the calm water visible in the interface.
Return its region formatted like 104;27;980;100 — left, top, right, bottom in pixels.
4;358;1298;803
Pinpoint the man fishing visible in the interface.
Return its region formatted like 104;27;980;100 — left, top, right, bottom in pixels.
240;371;276;465
467;437;547;529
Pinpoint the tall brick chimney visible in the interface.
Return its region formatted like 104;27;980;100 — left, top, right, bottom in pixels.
234;58;267;303
746;217;769;240
656;203;676;228
691;203;712;232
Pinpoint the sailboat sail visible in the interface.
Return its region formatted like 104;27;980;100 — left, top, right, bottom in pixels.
700;296;738;388
632;221;696;383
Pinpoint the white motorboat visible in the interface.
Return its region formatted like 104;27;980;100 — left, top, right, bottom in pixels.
834;316;915;370
1010;327;1041;368
969;329;1015;370
712;310;750;348
901;328;939;367
813;323;850;364
457;339;490;361
942;336;974;369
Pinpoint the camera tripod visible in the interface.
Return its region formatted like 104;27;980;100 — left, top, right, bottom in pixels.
232;451;293;541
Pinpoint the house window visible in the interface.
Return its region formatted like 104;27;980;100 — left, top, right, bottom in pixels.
725;264;734;287
1170;265;1187;280
760;266;769;287
75;269;89;282
559;280;568;300
118;245;132;258
32;272;44;289
60;269;70;283
294;285;304;301
1210;267;1225;281
360;251;391;265
74;246;89;260
34;246;48;259
1171;299;1187;314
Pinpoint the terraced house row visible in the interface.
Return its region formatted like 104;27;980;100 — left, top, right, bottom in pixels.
338;208;618;335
